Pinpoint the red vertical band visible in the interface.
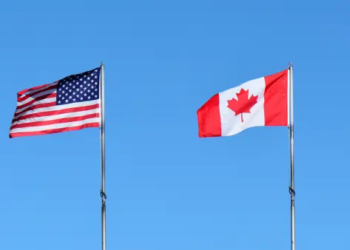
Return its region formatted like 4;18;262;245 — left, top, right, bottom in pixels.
197;93;222;137
264;69;288;126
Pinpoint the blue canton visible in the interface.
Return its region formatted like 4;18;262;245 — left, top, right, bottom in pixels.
57;67;101;105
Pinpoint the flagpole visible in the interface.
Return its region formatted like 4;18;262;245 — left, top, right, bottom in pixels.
100;62;107;250
289;63;295;250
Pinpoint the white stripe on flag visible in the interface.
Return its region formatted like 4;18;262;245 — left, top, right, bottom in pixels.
10;118;100;133
18;82;58;99
16;97;57;114
17;89;57;106
12;109;100;125
14;100;100;120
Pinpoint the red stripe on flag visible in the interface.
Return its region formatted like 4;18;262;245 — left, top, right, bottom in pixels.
12;104;100;123
15;102;57;116
17;93;57;110
9;123;100;138
17;84;57;102
197;94;221;137
12;103;100;123
10;113;100;129
264;69;288;126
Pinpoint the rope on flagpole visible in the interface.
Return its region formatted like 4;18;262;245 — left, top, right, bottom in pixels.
288;62;296;250
100;191;107;200
100;62;107;250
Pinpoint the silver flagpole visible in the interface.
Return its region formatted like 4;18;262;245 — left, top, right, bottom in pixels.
289;63;295;250
100;62;107;250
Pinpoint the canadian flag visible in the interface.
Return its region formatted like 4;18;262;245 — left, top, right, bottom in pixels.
197;69;290;137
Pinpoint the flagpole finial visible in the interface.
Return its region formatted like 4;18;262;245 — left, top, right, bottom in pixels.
100;61;104;67
289;62;293;68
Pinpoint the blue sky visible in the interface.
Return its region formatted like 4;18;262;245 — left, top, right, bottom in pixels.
1;0;349;249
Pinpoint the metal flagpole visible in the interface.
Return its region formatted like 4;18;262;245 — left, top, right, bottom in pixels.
288;63;295;250
100;62;107;250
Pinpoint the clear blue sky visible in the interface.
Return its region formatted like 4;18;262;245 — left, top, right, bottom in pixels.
1;0;349;249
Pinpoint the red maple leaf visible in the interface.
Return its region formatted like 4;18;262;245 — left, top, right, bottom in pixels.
227;89;258;122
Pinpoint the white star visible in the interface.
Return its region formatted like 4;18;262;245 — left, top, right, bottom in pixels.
73;92;76;95
66;100;68;103
84;75;87;78
88;77;90;80
80;85;83;88
88;90;90;93
69;83;72;86
84;87;87;90
66;93;68;96
88;96;91;99
77;94;79;97
95;95;97;98
95;89;98;91
84;93;87;96
62;90;65;93
69;96;72;99
73;99;76;101
73;86;75;88
80;78;83;81
77;88;80;92
84;81;87;84
95;82;98;85
80;97;83;100
80;91;83;94
58;101;61;104
69;89;72;92
95;76;97;78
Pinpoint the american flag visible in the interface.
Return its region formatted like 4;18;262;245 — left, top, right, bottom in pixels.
10;67;101;138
